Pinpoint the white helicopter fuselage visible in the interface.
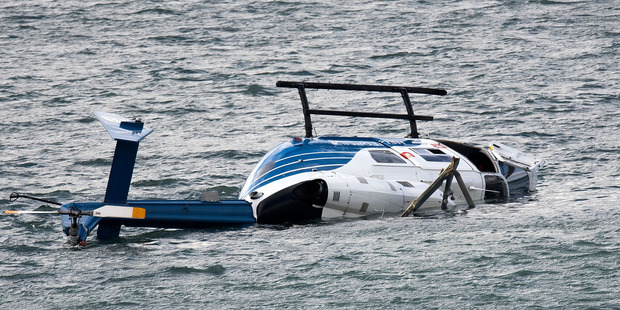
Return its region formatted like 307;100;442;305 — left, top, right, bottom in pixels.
240;137;544;223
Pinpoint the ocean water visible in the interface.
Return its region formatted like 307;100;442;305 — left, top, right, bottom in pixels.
1;0;618;308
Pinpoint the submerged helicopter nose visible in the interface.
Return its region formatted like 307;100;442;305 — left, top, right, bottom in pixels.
291;179;327;205
256;179;328;224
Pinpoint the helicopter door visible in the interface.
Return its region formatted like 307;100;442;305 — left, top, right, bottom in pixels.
482;173;509;202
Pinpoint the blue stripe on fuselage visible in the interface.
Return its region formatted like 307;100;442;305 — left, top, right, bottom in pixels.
239;137;422;198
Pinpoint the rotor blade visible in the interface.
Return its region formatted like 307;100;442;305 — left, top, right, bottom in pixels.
5;206;146;219
4;210;59;215
92;205;146;219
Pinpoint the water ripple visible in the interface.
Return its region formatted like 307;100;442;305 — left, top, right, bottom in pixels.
1;0;618;308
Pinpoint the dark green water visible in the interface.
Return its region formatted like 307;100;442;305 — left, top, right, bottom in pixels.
1;1;618;308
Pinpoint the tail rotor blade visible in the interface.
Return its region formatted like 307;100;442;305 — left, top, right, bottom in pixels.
92;205;146;219
5;206;146;219
4;210;59;215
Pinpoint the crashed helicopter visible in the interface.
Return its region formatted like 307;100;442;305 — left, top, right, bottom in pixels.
6;81;546;245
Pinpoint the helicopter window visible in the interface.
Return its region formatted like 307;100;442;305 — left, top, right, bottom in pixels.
397;181;413;187
369;150;407;164
254;160;275;179
411;148;453;162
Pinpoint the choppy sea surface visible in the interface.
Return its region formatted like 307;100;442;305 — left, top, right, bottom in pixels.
1;1;618;308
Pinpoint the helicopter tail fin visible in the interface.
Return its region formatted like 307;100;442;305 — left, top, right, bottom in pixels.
94;111;153;204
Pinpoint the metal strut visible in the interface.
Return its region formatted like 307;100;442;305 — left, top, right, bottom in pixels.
9;192;62;206
401;157;476;217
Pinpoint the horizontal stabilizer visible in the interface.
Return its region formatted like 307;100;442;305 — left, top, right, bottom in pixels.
94;111;153;142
